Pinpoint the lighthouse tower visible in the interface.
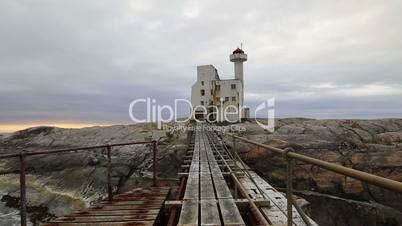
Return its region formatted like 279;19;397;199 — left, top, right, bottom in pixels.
229;47;248;119
230;48;247;82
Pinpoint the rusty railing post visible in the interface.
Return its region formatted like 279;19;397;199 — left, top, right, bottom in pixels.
234;173;238;199
290;196;313;226
232;136;236;155
19;151;27;226
152;140;157;187
106;145;112;203
284;147;294;226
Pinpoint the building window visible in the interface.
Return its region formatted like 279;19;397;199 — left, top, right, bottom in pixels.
216;85;220;91
232;96;236;101
225;97;229;102
201;81;204;86
231;84;236;89
200;101;204;105
200;89;205;96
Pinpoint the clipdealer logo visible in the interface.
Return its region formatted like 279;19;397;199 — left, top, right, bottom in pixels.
128;97;275;131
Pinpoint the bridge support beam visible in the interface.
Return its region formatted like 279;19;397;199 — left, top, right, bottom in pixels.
152;140;157;187
107;145;113;203
286;153;294;226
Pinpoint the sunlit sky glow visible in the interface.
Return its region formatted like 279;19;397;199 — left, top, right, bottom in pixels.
1;0;401;132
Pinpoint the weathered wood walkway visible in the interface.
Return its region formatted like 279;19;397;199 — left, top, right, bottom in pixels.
40;125;318;226
178;129;245;226
178;128;317;226
41;187;170;226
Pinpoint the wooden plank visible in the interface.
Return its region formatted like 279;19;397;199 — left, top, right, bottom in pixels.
239;171;318;226
239;176;264;199
208;158;217;164
187;172;199;184
200;162;210;172
178;197;199;226
213;178;232;199
191;155;200;161
200;175;215;199
200;200;221;226
219;199;245;226
200;173;212;181
239;174;288;224
97;200;164;205
251;171;315;226
70;209;161;216
200;157;208;164
42;222;154;226
42;187;170;226
183;181;199;200
51;215;157;223
211;170;225;180
210;165;221;173
189;164;199;173
208;160;219;167
260;207;289;226
87;205;162;211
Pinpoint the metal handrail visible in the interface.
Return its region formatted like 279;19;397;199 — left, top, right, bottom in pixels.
0;140;153;159
0;140;158;226
215;130;313;225
224;132;402;226
226;133;402;194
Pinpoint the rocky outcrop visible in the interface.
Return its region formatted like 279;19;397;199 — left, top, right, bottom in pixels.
297;190;402;226
226;118;402;225
0;123;187;225
1;119;401;226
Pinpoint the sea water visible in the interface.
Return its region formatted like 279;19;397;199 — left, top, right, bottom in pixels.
0;188;32;226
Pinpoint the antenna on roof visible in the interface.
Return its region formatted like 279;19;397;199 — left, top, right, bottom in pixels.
240;42;243;50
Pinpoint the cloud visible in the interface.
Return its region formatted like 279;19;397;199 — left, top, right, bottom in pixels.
310;83;338;89
333;84;402;97
247;82;402;101
0;0;401;131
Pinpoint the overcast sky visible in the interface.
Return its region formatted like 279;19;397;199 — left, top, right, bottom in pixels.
1;0;401;132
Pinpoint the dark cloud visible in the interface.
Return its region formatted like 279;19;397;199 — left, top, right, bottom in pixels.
0;0;401;130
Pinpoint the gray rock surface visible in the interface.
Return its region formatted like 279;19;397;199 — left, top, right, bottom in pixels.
0;123;187;224
225;118;402;226
298;190;402;226
1;119;401;226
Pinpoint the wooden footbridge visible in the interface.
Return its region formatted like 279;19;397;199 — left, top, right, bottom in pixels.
174;127;316;226
40;127;315;226
2;124;402;226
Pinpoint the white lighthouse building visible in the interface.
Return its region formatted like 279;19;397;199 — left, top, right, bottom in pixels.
191;48;249;122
